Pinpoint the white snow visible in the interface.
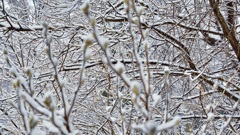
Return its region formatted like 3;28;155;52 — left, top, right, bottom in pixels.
118;91;123;99
233;101;239;110
10;66;18;76
85;48;92;60
136;6;145;15
43;120;60;133
131;93;137;103
106;106;112;112
42;22;48;30
52;57;58;66
110;117;117;123
132;123;146;132
132;121;156;134
47;35;53;44
213;83;218;90
132;116;181;133
207;112;214;121
130;81;140;95
81;71;86;84
83;34;94;49
208;33;221;40
44;91;56;109
102;57;108;65
144;121;156;134
115;61;125;74
152;93;161;106
141;107;148;116
143;40;148;50
21;92;51;116
156;116;181;131
164;67;170;76
57;108;65;116
205;104;212;112
99;37;109;49
132;17;138;24
52;111;68;134
30;126;46;135
143;29;150;38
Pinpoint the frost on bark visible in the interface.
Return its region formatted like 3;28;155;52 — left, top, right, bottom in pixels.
0;0;239;134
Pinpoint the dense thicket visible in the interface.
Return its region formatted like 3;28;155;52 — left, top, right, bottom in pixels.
0;0;239;134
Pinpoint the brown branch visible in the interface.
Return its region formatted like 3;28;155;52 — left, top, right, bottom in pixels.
200;74;239;102
152;27;197;70
0;23;85;32
63;59;191;71
151;21;224;36
226;1;235;29
209;0;240;61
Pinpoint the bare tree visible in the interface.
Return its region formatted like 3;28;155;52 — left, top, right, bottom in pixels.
0;0;239;134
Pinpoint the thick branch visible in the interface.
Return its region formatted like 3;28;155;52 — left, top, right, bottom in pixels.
209;0;240;61
200;74;239;102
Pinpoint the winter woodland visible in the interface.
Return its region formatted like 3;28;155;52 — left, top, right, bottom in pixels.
0;0;240;134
